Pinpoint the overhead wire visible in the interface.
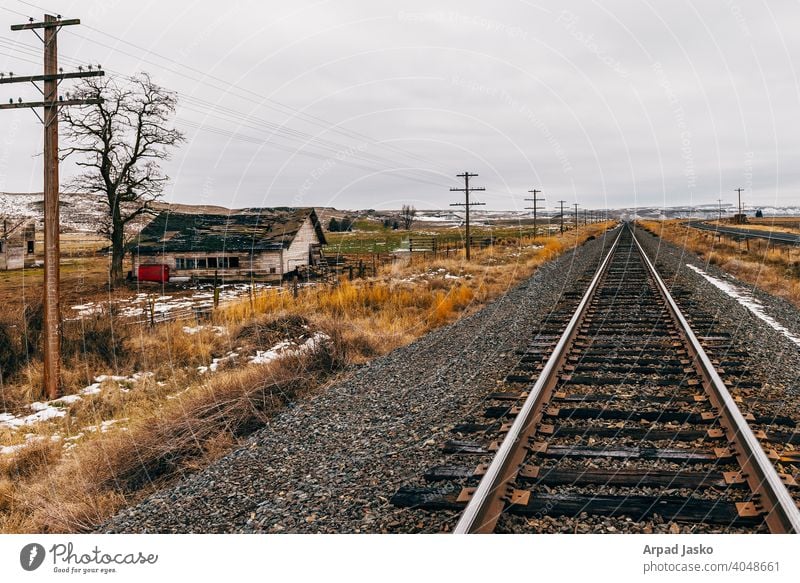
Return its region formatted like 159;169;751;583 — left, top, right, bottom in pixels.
12;0;451;176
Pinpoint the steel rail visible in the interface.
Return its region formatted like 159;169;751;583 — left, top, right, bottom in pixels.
453;226;623;533
630;226;800;533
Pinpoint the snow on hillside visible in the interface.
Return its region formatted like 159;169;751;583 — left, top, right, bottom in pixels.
0;192;105;231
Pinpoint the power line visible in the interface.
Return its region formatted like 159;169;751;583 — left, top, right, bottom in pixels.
54;23;451;175
2;5;453;185
0;39;449;189
0;34;452;189
175;118;447;189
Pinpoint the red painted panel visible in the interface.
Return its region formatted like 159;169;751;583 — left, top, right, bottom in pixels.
138;264;170;283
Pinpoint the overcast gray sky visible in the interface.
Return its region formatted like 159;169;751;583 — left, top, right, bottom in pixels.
0;0;797;211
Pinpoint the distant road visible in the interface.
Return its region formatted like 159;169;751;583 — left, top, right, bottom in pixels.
686;221;800;245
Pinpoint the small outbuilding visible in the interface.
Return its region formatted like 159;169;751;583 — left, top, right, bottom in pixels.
132;207;327;282
0;219;35;270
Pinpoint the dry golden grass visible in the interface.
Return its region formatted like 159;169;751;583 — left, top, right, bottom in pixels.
0;221;614;533
637;220;800;307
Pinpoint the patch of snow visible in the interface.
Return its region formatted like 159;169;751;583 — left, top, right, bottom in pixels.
94;374;128;383
54;394;82;405
0;404;67;430
198;351;239;374
248;340;293;365
686;264;800;348
80;383;102;395
23;406;67;424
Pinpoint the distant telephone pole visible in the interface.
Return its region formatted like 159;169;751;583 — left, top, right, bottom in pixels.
450;171;485;261
524;188;544;239
558;200;566;233
573;203;580;230
718;198;724;223
734;187;744;216
0;14;104;399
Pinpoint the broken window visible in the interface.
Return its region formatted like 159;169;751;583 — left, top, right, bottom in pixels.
27;240;34;254
207;257;217;268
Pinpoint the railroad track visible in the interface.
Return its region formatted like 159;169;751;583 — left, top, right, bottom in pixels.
392;223;800;533
687;220;800;246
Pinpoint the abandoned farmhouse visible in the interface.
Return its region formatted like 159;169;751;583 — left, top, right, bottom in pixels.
132;207;327;282
0;219;35;270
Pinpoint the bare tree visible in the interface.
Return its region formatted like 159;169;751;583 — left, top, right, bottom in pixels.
62;72;184;286
401;204;416;230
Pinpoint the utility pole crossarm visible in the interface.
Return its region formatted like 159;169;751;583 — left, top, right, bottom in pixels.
0;98;103;109
0;71;104;84
11;18;81;30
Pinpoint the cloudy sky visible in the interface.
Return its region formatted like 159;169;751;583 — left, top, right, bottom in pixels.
0;0;797;211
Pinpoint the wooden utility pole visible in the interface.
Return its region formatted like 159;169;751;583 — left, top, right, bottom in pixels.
524;188;544;239
735;187;744;215
0;14;103;399
573;203;580;231
718;198;724;223
450;171;485;261
558;200;566;234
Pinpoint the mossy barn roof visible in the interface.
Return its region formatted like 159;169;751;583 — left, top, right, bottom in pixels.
133;207;326;255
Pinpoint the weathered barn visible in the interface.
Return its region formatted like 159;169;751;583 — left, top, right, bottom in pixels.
131;207;326;282
0;219;35;270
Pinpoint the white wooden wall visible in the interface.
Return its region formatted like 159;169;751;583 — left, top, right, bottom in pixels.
283;217;319;272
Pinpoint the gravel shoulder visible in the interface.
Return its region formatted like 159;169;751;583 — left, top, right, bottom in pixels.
99;231;615;533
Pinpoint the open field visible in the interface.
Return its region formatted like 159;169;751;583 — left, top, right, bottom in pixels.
325;218;569;254
637;219;800;307
0;221;614;533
